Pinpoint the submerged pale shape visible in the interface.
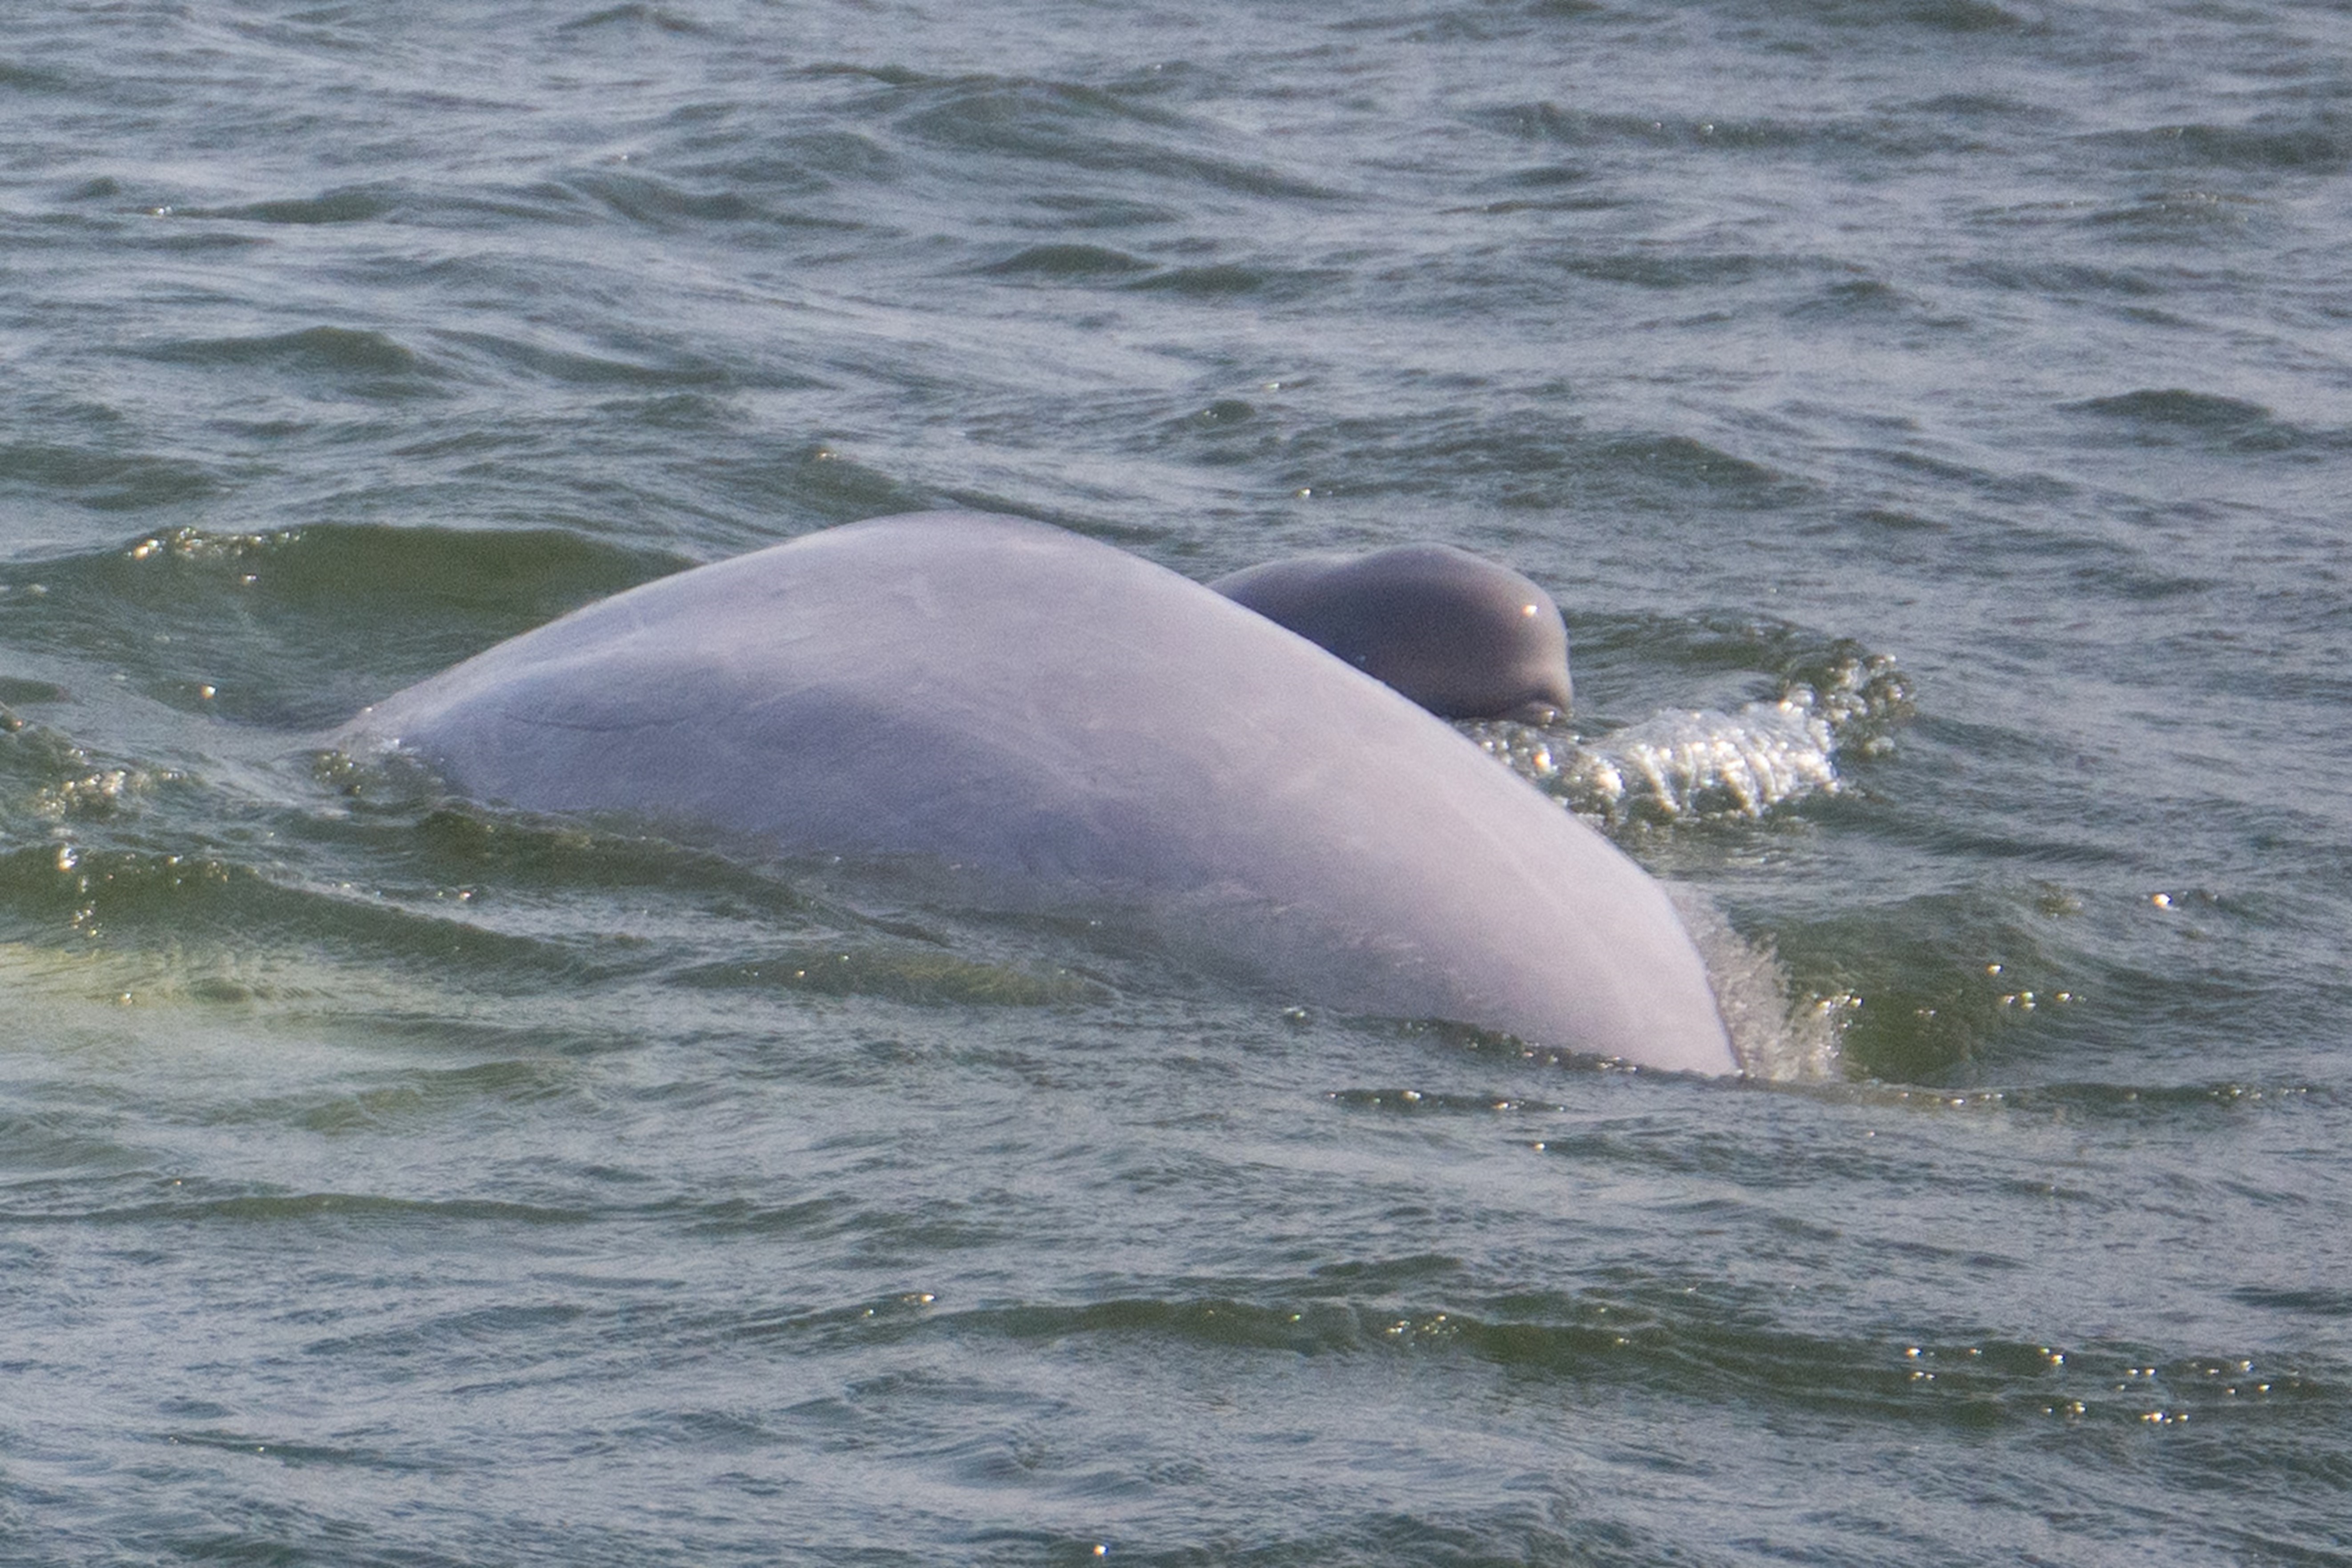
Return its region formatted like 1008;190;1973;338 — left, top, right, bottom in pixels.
341;512;1737;1074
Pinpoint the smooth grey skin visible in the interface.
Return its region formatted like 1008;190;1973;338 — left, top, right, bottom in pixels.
1210;544;1572;721
339;512;1736;1074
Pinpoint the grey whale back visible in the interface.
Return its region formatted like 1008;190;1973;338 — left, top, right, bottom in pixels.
338;511;1737;1075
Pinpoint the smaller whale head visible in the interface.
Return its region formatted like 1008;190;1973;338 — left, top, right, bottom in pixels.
1209;543;1572;722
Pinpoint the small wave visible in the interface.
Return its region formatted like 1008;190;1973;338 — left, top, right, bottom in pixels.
0;834;598;983
135;325;447;403
0;524;689;726
1855;1080;2334;1124
1472;100;1986;161
1257;409;1811;513
2067;387;2270;428
0;59;70;92
0;679;66;722
2061;387;2311;452
431;321;758;390
556;2;711;35
564;167;769;231
0;439;222;512
1793;0;2030;33
1555;250;1772;290
2093;117;2352;177
1125;262;1283;298
59;1189;590;1228
898;1291;2332;1438
887;75;1342;202
177;187;397;226
55;517;674;624
140;323;427;376
2080;186;2262;243
670;945;1100;1007
976;242;1155;280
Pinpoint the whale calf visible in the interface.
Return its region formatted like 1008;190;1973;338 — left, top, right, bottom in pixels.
338;511;1739;1075
1209;544;1573;722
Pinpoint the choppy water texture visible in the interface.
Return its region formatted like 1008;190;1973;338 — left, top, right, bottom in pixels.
4;1;2351;1563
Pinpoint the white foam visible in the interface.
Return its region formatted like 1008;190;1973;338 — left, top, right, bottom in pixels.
1471;698;1839;824
1663;883;1846;1082
1466;643;1909;827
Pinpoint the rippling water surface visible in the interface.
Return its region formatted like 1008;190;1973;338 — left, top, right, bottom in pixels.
5;2;2350;1563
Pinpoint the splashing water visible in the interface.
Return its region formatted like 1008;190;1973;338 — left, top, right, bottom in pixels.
1469;641;1912;826
1663;883;1851;1083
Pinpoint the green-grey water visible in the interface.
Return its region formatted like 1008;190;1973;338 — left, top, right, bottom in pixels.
4;2;2349;1563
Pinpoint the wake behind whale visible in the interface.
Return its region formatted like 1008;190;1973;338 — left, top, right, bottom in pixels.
336;512;1750;1076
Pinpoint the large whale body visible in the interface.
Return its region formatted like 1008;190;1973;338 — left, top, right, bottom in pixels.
338;511;1739;1075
